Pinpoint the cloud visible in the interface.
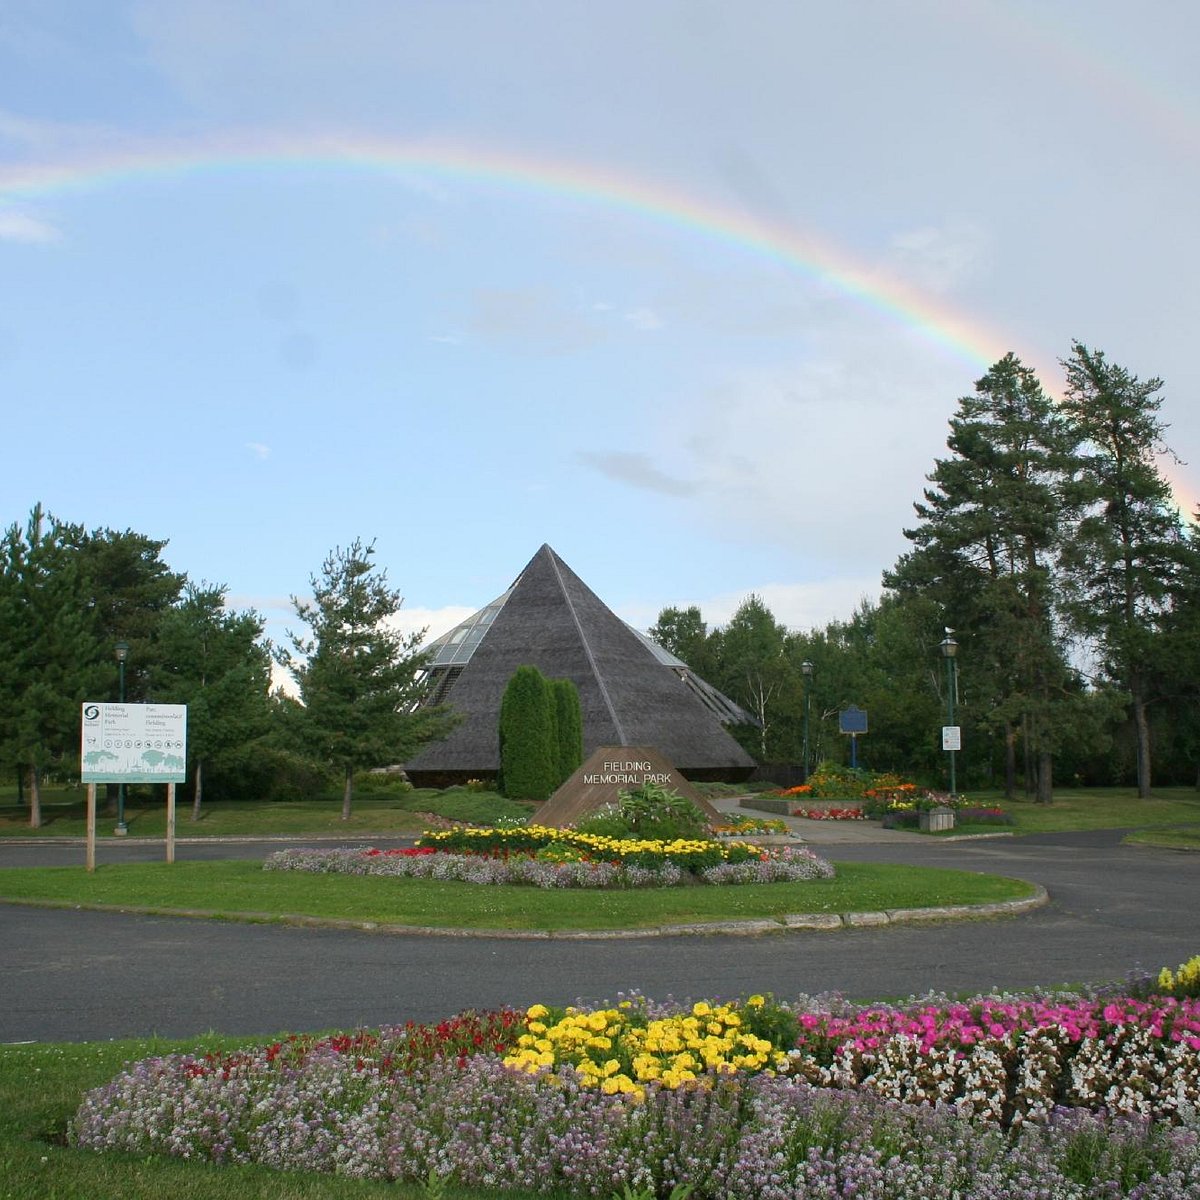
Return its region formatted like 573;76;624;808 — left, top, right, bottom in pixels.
466;288;602;354
382;604;478;643
0;210;61;243
624;307;663;331
888;221;992;293
632;331;969;575
245;442;271;460
577;451;699;498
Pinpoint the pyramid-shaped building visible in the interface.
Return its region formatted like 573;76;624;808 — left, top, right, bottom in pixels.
404;545;757;785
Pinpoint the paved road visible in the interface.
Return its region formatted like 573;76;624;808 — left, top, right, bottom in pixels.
1;832;1197;1044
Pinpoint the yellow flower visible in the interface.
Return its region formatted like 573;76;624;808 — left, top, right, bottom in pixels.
527;1004;549;1020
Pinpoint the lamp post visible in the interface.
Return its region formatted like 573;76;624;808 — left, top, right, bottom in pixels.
801;660;814;782
940;633;958;796
114;641;129;836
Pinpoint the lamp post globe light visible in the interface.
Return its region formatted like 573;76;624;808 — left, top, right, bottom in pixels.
114;641;129;836
801;660;814;782
939;632;958;797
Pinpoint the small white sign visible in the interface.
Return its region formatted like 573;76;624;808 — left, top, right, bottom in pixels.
941;725;961;752
81;703;188;783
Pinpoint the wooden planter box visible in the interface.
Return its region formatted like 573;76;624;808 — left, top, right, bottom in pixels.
919;806;956;833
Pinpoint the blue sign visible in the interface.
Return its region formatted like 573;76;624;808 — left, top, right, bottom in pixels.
839;706;868;735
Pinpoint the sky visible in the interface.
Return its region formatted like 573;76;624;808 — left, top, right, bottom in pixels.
2;1;1197;659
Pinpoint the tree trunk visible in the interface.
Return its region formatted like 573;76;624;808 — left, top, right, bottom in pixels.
1022;713;1034;795
341;766;353;821
190;760;204;822
27;765;41;829
1036;750;1053;805
1003;723;1017;800
1132;690;1152;799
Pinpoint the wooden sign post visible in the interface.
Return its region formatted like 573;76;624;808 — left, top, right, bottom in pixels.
80;702;187;871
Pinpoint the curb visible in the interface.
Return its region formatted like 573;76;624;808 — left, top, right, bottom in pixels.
0;885;1049;939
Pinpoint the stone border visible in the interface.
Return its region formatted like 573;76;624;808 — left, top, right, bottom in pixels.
0;885;1048;939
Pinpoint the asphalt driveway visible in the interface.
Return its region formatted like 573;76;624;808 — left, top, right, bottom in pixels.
0;830;1196;1043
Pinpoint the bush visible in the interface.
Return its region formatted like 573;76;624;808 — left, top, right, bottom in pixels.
251;747;335;803
498;666;559;801
550;677;583;785
352;770;414;797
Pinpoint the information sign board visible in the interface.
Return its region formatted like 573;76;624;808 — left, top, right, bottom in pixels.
81;703;187;783
839;706;869;735
942;725;962;752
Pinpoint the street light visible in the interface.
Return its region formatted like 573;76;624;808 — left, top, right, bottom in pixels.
801;660;814;782
940;633;958;796
114;641;129;836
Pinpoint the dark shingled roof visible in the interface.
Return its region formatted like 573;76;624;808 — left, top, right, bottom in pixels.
405;545;756;783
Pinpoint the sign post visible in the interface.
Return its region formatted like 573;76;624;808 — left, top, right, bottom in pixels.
81;703;187;871
838;706;868;769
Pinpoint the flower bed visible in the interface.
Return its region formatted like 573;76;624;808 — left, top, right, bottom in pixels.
264;843;836;888
418;823;772;869
712;815;789;836
71;977;1200;1197
791;805;869;821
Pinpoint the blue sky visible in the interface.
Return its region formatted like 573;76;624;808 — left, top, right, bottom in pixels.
2;1;1197;657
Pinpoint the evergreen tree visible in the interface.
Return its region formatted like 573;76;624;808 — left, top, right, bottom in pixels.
76;527;186;701
497;665;557;800
1058;342;1188;798
551;676;584;786
1155;511;1200;787
156;583;273;819
277;539;454;819
0;506;107;826
886;353;1077;801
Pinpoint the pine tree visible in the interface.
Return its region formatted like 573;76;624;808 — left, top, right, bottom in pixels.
0;506;107;826
1058;342;1189;797
886;353;1078;801
277;539;454;819
156;583;273;819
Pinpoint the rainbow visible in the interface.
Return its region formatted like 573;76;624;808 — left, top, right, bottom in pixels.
0;131;1019;367
0;131;1194;516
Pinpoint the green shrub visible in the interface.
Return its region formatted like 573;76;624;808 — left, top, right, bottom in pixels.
352;770;414;796
617;781;709;838
253;747;335;803
573;808;635;839
551;677;584;785
498;665;558;801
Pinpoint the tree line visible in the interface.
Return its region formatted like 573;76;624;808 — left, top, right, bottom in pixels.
0;524;448;825
5;340;1195;814
651;343;1200;799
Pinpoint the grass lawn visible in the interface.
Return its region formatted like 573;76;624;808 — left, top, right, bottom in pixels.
1122;823;1200;850
0;860;1036;930
967;786;1200;834
0;1037;518;1199
0;787;532;840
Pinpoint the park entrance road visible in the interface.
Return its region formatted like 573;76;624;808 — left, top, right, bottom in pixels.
1;832;1197;1043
